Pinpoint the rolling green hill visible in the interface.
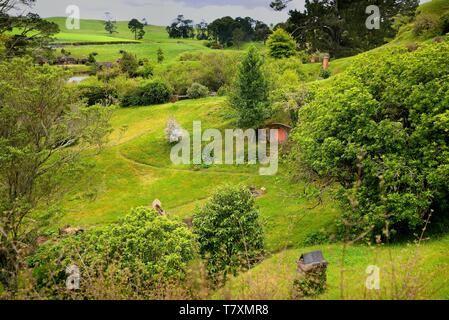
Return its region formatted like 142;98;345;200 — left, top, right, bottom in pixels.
39;0;449;300
57;97;339;253
47;17;212;63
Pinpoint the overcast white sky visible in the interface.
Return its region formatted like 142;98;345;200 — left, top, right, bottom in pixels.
26;0;305;25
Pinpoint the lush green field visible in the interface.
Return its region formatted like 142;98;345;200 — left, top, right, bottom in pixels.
58;97;339;253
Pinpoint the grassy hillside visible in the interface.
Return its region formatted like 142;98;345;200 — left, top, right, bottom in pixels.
56;97;339;253
37;0;449;300
53;95;449;300
390;0;449;45
218;235;449;300
47;17;211;63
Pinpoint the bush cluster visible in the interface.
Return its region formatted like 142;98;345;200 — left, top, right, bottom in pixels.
121;79;172;107
29;207;196;295
293;42;449;239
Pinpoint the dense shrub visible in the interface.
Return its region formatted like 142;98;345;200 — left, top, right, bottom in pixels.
108;75;140;101
266;28;297;59
319;67;332;79
29;207;196;295
78;78;117;106
413;13;441;37
193;185;265;282
292;43;449;240
159;52;239;94
187;82;209;99
121;79;172;107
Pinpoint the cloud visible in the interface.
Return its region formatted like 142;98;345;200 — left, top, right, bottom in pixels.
27;0;305;25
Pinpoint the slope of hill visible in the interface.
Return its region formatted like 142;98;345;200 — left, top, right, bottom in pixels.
47;17;211;63
299;0;449;80
37;0;449;300
56;97;340;253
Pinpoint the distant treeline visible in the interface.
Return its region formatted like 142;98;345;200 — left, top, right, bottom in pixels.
166;15;272;47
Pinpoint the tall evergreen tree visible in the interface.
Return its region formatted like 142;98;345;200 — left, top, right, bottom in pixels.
229;46;270;128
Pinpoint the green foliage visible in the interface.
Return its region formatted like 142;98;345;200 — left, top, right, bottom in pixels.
137;61;154;79
187;82;209;99
0;8;59;58
0;58;111;290
293;267;328;298
413;13;442;36
440;12;449;34
193;185;265;282
292;42;449;239
166;15;195;39
78;78;117;106
266;28;297;59
104;20;117;35
128;18;145;40
121;79;172;107
267;57;306;124
118;51;139;77
319;67;332;79
229;46;270;128
207;16;271;47
29;207;196;293
161;52;239;94
283;0;419;57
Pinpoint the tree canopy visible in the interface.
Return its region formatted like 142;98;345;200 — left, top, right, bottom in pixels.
272;0;419;57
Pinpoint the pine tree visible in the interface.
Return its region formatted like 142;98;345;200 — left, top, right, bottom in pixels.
229;46;270;128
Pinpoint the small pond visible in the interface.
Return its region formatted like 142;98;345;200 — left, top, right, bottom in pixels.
67;76;89;84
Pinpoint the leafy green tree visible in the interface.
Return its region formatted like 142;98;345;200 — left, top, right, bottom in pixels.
229;46;270;128
196;20;209;40
193;185;265;282
128;18;145;40
0;58;111;291
272;0;420;57
118;50;139;77
0;5;59;59
254;21;272;43
232;28;245;49
157;48;164;64
166;15;195;39
266;28;297;59
207;16;271;47
121;79;172;107
293;42;449;240
187;82;209;99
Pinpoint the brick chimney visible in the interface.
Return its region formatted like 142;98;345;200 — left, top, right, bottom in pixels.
322;54;330;70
